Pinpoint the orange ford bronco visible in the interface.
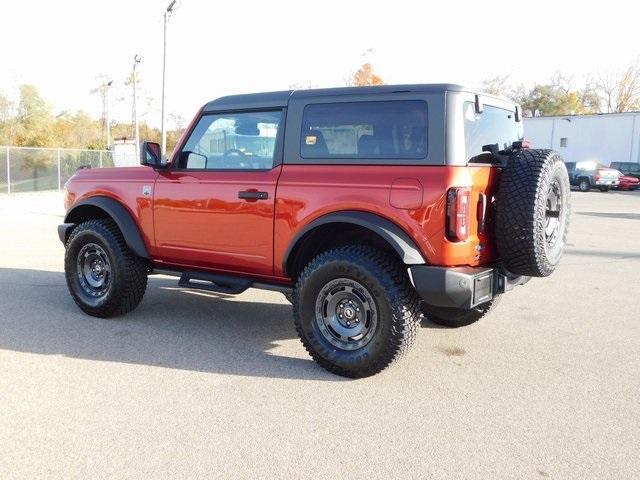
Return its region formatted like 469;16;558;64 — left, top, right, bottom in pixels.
59;85;570;377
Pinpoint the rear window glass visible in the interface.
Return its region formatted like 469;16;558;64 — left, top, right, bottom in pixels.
463;102;523;162
300;100;428;160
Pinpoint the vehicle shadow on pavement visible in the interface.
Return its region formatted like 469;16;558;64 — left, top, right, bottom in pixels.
0;268;346;381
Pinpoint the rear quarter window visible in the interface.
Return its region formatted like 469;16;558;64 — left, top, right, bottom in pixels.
463;102;523;162
300;100;428;160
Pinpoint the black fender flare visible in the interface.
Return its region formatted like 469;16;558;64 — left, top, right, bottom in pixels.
64;196;149;259
283;210;426;275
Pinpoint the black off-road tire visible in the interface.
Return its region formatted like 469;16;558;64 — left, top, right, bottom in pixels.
422;295;502;328
496;149;570;277
293;246;421;378
598;186;610;192
64;219;148;318
578;179;590;192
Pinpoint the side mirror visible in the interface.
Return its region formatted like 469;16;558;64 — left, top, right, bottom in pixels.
140;141;161;167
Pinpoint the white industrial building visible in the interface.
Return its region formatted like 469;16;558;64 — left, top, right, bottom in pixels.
524;112;640;167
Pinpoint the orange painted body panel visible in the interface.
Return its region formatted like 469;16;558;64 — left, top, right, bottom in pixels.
64;167;158;253
152;168;281;276
65;162;500;284
273;165;500;277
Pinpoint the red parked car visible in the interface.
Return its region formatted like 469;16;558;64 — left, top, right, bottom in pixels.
614;171;640;191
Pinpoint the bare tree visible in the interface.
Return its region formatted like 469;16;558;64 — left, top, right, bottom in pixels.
596;60;640;112
480;75;510;96
550;71;574;95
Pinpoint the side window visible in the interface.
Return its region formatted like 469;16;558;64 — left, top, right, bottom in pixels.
300;100;428;160
179;110;282;170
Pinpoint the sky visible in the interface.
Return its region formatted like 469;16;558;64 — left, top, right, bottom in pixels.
1;0;638;129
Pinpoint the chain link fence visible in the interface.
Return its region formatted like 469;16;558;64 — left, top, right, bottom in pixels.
0;146;114;193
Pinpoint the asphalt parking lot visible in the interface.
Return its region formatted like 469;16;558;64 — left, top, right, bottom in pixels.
1;190;639;479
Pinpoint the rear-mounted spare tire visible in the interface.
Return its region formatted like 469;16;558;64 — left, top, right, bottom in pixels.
495;149;570;277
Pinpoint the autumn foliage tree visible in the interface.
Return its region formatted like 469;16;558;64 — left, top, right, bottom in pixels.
480;59;640;117
0;84;185;153
351;63;385;86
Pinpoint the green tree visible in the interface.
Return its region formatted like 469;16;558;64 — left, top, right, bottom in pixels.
14;85;57;189
15;84;55;146
0;92;18;145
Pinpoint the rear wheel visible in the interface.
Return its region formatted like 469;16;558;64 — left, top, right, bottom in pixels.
578;179;590;192
64;219;148;318
599;186;610;192
422;295;502;328
293;246;421;378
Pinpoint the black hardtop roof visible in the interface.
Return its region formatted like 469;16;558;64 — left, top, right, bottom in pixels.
203;84;468;111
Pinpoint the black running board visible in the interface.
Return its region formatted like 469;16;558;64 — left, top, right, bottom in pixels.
178;271;252;295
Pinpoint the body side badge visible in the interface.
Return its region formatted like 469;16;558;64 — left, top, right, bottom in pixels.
142;185;152;197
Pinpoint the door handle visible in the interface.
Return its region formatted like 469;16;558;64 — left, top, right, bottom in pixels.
238;190;268;200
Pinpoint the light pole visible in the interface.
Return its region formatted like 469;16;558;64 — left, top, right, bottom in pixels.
161;0;177;156
132;54;142;160
105;80;113;149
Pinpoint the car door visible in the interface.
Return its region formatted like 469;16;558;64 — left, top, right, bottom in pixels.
153;109;284;276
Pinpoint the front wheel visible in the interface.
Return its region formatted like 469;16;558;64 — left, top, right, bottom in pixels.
64;219;148;318
293;246;421;378
599;186;610;192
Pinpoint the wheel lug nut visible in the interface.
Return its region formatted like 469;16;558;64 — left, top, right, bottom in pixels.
339;314;343;318
346;321;351;326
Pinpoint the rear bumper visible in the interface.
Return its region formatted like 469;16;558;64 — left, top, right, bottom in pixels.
408;265;530;310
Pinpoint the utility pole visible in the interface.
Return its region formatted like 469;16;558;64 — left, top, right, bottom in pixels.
91;78;113;149
161;0;177;156
132;54;142;160
105;80;113;149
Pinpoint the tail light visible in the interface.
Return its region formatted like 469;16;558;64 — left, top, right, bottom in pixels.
446;187;471;242
595;172;601;182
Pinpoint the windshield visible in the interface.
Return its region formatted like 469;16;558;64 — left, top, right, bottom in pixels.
463;102;523;162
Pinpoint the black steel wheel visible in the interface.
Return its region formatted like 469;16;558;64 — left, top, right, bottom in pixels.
76;243;112;303
293;246;421;378
314;278;378;351
65;219;148;318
